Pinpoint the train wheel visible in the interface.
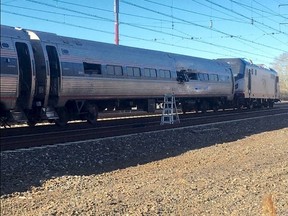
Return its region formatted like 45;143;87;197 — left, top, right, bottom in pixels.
268;101;274;108
26;112;37;127
55;107;69;127
86;104;98;125
27;119;37;127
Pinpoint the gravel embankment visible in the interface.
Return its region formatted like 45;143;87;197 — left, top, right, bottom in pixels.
1;113;288;215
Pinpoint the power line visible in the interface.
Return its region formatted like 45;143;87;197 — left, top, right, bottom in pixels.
26;0;114;22
142;0;287;47
121;0;287;53
230;0;281;23
190;0;248;22
253;0;288;19
1;10;239;57
2;10;114;35
2;6;265;58
142;0;246;23
2;3;106;21
204;0;288;36
228;1;287;45
2;0;285;65
121;20;275;59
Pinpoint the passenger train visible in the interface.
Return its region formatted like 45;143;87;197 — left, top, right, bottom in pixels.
0;25;280;126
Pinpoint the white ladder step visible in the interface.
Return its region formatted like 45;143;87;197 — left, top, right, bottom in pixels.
160;94;180;125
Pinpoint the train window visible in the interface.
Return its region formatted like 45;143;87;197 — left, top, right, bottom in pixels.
127;66;140;77
127;67;133;76
107;65;123;76
198;73;209;81
255;70;257;76
107;65;115;75
188;73;198;80
150;69;157;77
144;68;150;77
133;67;141;77
209;74;218;81
158;69;171;79
114;66;123;76
165;70;171;78
158;70;165;78
83;62;101;75
143;68;157;78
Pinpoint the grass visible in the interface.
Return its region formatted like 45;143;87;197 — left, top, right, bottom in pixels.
262;194;276;216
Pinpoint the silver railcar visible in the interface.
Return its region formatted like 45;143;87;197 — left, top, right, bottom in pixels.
1;25;235;125
0;25;36;123
29;28;234;124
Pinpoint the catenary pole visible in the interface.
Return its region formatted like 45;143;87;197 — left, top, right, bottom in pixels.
114;0;119;45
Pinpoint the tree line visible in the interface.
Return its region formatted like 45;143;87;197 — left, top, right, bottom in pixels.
272;52;288;100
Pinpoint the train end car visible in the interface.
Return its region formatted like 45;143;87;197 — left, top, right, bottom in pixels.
17;28;181;126
0;25;36;125
217;58;280;108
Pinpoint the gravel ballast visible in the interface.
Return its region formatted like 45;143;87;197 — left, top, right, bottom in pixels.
1;113;288;215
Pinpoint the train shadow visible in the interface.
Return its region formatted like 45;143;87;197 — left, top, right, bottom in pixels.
1;114;288;196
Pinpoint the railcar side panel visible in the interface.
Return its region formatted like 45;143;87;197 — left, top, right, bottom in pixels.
0;38;18;111
0;26;36;118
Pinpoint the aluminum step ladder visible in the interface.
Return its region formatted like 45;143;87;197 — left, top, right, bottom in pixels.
160;94;180;125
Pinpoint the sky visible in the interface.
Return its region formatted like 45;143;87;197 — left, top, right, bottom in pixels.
1;0;288;66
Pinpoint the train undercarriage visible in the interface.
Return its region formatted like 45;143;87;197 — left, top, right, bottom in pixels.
1;95;279;128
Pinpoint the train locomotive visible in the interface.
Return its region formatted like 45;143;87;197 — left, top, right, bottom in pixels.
218;58;280;109
0;25;280;126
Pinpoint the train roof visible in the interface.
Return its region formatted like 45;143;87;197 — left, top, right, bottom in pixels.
0;25;31;41
218;58;278;75
24;26;230;73
0;24;232;74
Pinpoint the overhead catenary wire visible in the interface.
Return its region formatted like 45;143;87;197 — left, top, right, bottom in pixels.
2;0;287;65
121;0;287;53
204;0;288;36
1;10;241;57
3;2;281;42
228;0;287;45
5;0;275;57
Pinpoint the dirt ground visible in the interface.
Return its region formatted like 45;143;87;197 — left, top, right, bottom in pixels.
1;125;287;215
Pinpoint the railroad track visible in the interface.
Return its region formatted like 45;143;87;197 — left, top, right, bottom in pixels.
1;103;288;151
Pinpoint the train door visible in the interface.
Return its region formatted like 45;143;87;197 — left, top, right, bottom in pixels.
275;76;279;99
229;68;235;95
15;42;35;109
248;68;252;97
46;45;61;101
29;39;50;107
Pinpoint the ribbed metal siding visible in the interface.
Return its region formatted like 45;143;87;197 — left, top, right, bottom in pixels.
0;75;18;109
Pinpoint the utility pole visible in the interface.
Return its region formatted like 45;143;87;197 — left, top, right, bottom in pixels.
114;0;119;45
